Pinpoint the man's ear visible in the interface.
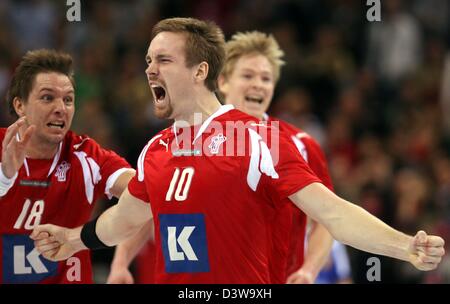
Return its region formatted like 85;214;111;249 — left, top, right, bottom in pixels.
194;61;209;83
218;74;228;95
13;97;26;117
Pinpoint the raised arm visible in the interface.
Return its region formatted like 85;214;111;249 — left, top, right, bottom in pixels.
289;183;445;271
31;188;152;261
1;117;35;196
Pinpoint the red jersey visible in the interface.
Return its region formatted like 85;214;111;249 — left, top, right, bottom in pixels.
135;240;156;283
0;130;131;284
266;115;334;283
127;105;321;283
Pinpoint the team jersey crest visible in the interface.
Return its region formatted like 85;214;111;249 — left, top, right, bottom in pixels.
208;133;226;154
55;161;71;182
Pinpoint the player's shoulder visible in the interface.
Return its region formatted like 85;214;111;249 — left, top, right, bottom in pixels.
220;109;259;124
219;110;280;144
136;128;172;161
63;130;100;152
146;127;172;148
268;116;322;145
268;116;303;135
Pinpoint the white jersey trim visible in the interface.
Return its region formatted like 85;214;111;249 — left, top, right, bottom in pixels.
246;129;279;191
74;151;102;204
19;133;62;177
137;134;162;182
247;129;262;191
104;168;134;199
47;142;63;177
291;135;309;162
192;104;234;144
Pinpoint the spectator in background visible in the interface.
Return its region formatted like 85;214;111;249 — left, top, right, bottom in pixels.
366;0;422;85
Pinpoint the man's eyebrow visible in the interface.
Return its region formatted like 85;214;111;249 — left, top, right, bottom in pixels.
156;54;171;59
145;54;173;64
241;68;272;74
39;87;55;93
38;88;75;94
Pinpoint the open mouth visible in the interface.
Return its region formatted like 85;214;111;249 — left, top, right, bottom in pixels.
245;96;264;104
47;122;65;129
151;84;166;104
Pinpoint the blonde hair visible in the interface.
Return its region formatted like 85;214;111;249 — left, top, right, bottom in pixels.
222;31;285;83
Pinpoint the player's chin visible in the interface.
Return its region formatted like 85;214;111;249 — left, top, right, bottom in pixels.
45;132;67;144
244;103;265;118
154;104;173;119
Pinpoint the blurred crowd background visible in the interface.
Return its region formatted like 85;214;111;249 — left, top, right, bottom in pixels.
1;0;450;283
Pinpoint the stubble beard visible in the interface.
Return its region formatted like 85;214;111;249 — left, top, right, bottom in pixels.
154;102;174;119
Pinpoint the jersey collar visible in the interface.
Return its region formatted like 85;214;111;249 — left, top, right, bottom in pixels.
172;104;234;146
193;104;234;143
18;131;63;177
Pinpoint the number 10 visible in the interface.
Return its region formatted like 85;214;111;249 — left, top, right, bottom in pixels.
165;167;195;201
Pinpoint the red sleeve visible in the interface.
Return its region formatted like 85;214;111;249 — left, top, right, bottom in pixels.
265;132;322;200
127;136;161;203
98;147;132;197
0;128;6;161
128;175;150;203
300;137;334;191
97;147;131;178
245;127;322;201
80;136;132;198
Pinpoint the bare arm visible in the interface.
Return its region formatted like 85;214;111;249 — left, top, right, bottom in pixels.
95;189;151;246
109;169;136;199
289;183;444;270
107;220;154;284
304;221;333;276
110;220;153;269
287;220;333;283
289;134;334;283
32;189;152;261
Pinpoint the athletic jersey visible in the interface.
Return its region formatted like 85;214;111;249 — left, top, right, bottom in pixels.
127;105;322;284
266;116;334;283
135;240;156;283
0;130;131;284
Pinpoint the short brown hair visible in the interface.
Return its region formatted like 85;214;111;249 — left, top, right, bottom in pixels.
221;31;285;83
152;17;225;92
6;49;75;117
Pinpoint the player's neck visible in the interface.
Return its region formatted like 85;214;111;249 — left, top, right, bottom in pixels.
174;92;222;126
25;139;60;159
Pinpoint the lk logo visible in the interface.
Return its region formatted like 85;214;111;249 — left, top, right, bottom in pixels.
2;235;58;283
159;214;210;273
